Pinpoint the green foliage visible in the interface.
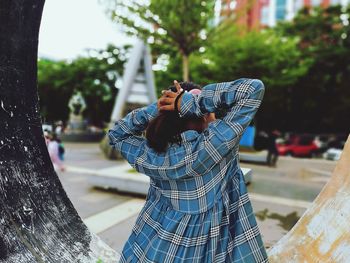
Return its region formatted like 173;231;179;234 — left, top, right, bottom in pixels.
188;22;310;131
39;3;350;133
275;4;350;132
153;53;183;95
102;0;215;80
38;45;130;126
202;25;308;85
159;5;350;133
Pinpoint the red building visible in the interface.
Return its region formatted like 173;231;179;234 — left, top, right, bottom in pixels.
219;0;346;30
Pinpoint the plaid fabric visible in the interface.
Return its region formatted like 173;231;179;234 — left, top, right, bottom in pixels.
109;78;268;262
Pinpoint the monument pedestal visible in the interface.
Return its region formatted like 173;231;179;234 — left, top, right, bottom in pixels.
61;92;105;142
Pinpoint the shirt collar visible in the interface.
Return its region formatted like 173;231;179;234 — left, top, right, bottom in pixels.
180;129;200;142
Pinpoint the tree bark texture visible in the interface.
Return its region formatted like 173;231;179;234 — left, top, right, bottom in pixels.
182;54;189;82
0;1;118;262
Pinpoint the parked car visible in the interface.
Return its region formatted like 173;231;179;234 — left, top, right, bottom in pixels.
323;140;345;161
323;148;343;161
277;135;319;157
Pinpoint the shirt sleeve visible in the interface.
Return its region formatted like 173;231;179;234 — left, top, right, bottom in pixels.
108;102;158;167
179;78;265;175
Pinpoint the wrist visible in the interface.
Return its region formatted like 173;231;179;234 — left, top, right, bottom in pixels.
178;92;205;118
175;90;185;113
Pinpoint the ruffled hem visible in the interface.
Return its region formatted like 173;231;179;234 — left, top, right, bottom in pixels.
120;175;268;263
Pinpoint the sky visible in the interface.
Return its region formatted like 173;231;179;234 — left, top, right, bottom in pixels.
38;0;134;60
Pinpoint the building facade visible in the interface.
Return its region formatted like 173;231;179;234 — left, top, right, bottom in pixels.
220;0;349;29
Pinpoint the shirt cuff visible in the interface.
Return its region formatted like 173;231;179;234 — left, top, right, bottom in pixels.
178;92;204;118
147;102;159;118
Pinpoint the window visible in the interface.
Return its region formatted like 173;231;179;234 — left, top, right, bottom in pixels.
330;0;341;5
276;0;287;21
311;0;322;6
260;6;269;25
294;0;304;12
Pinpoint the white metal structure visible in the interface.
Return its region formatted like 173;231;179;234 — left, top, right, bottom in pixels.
110;39;157;123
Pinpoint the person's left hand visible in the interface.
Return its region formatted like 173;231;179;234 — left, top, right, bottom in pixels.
157;80;183;111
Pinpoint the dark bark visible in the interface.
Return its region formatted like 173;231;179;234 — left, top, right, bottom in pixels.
182;54;189;82
0;1;117;262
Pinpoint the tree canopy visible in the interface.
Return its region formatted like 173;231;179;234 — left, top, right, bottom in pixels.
102;0;215;81
38;44;130;126
274;4;350;132
155;4;350;133
38;3;350;134
188;21;311;132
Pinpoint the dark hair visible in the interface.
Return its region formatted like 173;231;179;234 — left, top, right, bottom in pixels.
146;82;204;153
51;133;59;142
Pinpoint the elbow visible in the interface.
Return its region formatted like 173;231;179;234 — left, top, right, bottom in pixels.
107;130;114;146
107;129;117;146
251;79;265;93
248;79;265;101
107;119;126;146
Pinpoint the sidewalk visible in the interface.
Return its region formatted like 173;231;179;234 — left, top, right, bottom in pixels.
64;162;308;251
59;143;328;253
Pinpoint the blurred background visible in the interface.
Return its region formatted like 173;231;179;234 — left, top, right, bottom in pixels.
38;0;350;251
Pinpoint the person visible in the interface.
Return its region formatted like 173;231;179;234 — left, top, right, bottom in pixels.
57;137;65;161
44;131;51;146
109;78;268;262
267;130;280;167
48;133;65;172
55;120;64;135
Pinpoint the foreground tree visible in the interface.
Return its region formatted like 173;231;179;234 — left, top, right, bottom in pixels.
102;0;215;81
0;1;118;261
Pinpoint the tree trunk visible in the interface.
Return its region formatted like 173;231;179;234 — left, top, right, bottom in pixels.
0;1;118;262
182;54;189;82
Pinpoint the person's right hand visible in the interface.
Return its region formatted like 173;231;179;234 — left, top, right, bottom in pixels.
157;80;183;112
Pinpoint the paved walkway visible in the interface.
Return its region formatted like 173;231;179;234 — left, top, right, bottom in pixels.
57;143;335;253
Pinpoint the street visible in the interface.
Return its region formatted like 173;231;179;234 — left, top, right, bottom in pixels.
57;143;336;253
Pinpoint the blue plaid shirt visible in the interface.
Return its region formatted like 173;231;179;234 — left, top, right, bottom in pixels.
109;78;269;262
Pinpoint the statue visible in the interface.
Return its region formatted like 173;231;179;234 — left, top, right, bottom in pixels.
67;91;87;131
62;91;104;141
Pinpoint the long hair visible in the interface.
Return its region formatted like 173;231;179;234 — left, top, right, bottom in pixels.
146;82;204;153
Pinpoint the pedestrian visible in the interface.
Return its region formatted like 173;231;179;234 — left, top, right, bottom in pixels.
267;130;280;167
109;78;268;262
48;133;65;172
44;131;51;146
56;137;65;161
55;120;64;135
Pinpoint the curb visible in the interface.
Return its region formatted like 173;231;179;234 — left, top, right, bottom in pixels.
86;163;253;195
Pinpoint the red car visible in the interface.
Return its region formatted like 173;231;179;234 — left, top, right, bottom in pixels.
277;135;319;157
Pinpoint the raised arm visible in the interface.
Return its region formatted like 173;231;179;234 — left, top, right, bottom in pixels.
108;102;158;166
179;78;265;174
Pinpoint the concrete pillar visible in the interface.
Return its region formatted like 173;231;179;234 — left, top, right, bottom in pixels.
268;0;276;27
286;0;295;21
268;135;350;262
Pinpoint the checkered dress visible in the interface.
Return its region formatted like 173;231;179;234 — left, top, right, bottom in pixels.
109;78;269;262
